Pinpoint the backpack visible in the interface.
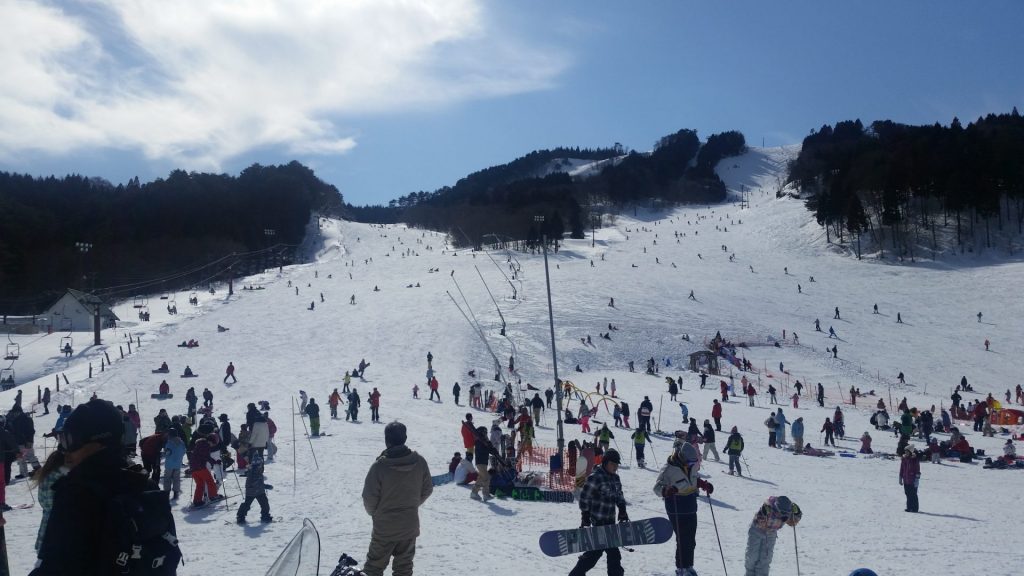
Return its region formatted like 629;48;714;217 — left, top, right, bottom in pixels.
108;485;182;574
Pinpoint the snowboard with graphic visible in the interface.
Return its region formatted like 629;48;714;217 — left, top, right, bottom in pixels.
538;517;672;557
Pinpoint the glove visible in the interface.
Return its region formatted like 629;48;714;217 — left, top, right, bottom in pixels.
704;482;714;496
662;485;679;498
581;511;592;527
617;505;629;524
914;476;920;488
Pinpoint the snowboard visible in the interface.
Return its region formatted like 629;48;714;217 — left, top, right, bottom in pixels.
431;472;453;486
493;485;574;502
151;368;170;373
180;374;199;378
539;517;673;557
151;393;174;399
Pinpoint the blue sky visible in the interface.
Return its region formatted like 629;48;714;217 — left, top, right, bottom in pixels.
1;1;1021;206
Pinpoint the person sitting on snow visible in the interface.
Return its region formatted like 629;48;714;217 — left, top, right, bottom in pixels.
159;362;169;372
183;366;194;377
158;381;170;395
1003;439;1016;461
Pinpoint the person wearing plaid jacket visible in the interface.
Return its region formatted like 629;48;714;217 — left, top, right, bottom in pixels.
570;449;628;576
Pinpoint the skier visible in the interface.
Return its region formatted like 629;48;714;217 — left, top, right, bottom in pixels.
701;420;720;462
639;397;654;432
822;418;836;447
768;384;777;405
347;389;361;421
678;402;689;423
816;382;825;407
460;414;477;459
305;398;321;436
223;362;237;384
570;448;628;576
653;447;717;576
719;379;728;402
530;393;545;425
630;428;651;468
186;387;198;418
899;447;921;512
828;326;837;338
453;382;461;405
162;428;186;500
744;496;802;576
774;409;788;446
725;426;744;475
236;450;272;524
834;306;840;319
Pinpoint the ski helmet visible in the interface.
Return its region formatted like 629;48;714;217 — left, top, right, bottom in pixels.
849;570;878;576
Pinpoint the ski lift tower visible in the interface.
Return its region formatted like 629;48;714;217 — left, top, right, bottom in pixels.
535;215;565;463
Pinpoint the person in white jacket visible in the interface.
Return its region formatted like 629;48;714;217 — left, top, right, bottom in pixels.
653;442;713;576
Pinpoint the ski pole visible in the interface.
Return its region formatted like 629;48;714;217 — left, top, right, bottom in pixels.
647;439;658;465
793;524;801;576
628;441;634;467
741;454;753;478
706;494;728;576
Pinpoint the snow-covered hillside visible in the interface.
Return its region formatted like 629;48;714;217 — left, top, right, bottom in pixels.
4;146;1024;575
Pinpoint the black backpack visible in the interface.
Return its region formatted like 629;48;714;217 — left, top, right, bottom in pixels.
108;486;183;574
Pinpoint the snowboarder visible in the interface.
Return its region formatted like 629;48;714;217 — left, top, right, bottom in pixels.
202;388;213;408
453;382;461;405
725;426;744;475
570;449;628;576
834;306;841;320
744;496;802;576
654;442;713;576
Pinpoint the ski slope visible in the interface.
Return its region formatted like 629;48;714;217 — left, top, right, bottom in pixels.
4;146;1024;575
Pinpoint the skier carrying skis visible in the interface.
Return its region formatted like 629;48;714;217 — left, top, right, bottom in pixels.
654;442;713;576
744;496;802;576
570;448;628;576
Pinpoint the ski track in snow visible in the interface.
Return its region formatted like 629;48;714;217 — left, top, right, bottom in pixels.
4;147;1024;575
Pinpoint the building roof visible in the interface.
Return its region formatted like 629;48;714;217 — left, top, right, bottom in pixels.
59;289;120;321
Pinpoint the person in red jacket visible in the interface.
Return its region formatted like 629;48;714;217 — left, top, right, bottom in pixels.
369;388;382;423
224;361;237;384
898;447;921;512
139;432;166;483
460;414;476;459
158;380;170;395
711;400;723;431
188;433;219;506
719;380;729;403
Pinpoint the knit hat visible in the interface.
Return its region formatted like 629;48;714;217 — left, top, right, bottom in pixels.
61;398;124;452
730;426;738;434
676;442;699;463
774;496;793;515
603;449;622;464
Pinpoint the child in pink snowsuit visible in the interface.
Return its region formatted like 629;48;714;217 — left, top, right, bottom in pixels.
792;393;800;409
580;413;591;433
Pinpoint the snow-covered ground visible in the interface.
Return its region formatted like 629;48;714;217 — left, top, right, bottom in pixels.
4;146;1024;575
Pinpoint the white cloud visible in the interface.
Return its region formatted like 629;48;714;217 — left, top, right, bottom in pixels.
0;0;569;170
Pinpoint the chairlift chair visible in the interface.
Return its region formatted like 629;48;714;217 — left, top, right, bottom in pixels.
0;365;14;390
60;335;73;353
160;293;169;300
4;334;18;360
133;295;146;308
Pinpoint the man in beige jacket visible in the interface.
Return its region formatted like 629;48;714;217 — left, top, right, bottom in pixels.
362;421;433;576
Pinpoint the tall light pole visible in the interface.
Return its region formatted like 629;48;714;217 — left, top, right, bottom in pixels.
76;242;99;345
535;215;565;461
263;229;276;272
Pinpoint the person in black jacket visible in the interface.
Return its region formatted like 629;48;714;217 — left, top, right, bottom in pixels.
32;398;171;576
570;448;628;576
469;427;498;502
0;417;18;506
10;405;40;479
305;399;321;436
